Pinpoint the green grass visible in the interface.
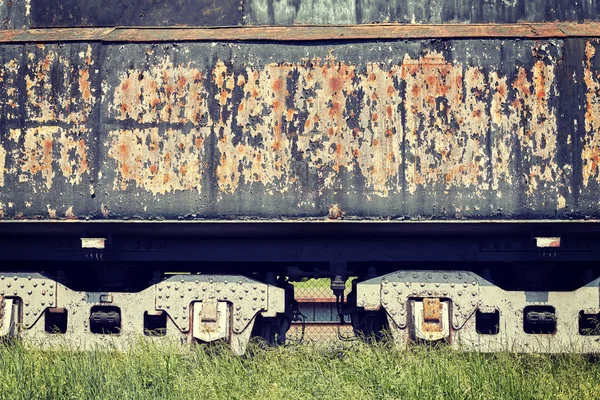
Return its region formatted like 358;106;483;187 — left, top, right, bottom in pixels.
0;339;599;400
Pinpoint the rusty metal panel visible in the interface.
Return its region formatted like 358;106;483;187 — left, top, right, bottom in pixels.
0;0;29;29
30;0;244;28
93;39;564;220
0;36;600;221
19;0;600;28
246;0;600;25
0;43;100;219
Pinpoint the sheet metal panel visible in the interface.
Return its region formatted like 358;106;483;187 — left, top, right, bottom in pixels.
19;0;600;28
0;36;599;221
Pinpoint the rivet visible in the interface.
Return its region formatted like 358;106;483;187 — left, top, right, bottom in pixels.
427;274;432;279
13;276;17;281
413;274;418;279
472;281;477;286
420;283;425;287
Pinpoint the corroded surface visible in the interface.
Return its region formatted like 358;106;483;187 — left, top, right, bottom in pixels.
0;38;599;220
17;0;600;28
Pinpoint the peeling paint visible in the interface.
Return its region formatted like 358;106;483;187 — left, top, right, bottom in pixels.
403;52;489;195
215;61;294;194
0;143;5;187
111;58;207;125
583;41;600;188
11;127;89;191
26;45;95;126
107;127;209;195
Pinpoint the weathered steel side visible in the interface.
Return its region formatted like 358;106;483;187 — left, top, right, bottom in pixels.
0;37;598;221
14;0;600;28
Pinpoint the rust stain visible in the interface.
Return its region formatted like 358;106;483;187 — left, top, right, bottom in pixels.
0;144;5;188
107;128;209;195
403;52;489;194
583;41;600;187
422;298;443;333
215;61;294;194
11;127;88;191
328;204;343;219
106;46;564;200
295;56;357;190
491;44;561;202
111;58;207;124
26;45;95;126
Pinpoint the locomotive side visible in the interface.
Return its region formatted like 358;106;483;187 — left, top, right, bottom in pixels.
1;0;600;353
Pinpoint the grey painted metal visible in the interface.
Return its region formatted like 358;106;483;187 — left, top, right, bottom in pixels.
357;270;600;353
13;0;600;28
0;273;285;355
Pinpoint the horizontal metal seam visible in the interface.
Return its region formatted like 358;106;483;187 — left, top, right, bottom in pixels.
0;22;600;43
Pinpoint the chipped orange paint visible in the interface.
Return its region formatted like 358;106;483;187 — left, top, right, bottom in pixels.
403;52;489;195
111;58;206;125
107;127;209;195
583;41;600;187
107;48;564;200
10;127;89;191
215;62;295;194
490;45;561;203
25;45;95;126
